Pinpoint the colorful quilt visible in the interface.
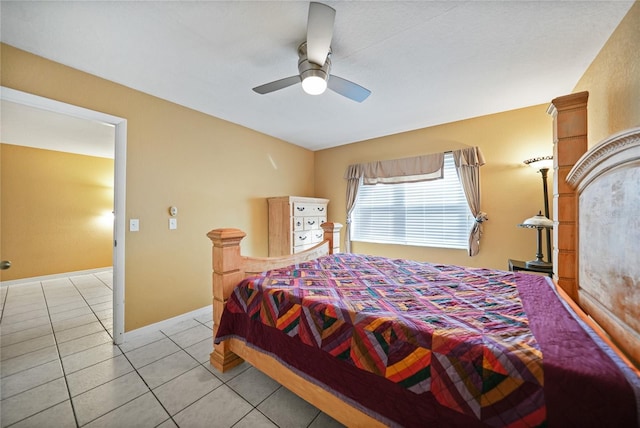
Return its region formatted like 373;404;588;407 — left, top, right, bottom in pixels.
221;253;545;426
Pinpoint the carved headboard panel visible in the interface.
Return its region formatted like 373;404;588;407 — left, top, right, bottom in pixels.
566;127;640;367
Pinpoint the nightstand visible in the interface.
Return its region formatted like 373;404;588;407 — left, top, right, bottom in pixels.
508;259;553;277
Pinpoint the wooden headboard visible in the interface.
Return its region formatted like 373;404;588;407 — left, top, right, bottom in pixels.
566;126;640;367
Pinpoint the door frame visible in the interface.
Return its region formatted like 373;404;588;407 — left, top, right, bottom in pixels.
1;86;127;344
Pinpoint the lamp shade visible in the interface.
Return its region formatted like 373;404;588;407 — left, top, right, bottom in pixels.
519;212;553;228
523;156;553;171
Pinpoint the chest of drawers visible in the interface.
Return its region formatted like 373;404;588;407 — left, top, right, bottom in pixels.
268;196;329;256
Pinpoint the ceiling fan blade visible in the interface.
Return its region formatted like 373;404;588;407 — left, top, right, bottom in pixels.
253;76;301;94
306;2;335;66
328;75;371;102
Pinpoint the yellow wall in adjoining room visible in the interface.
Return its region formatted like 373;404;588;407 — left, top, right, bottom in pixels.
1;44;314;331
573;0;640;146
0;144;114;280
315;104;554;271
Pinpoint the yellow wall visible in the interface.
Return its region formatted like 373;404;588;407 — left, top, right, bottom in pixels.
1;44;314;330
315;105;553;270
573;1;640;146
1;144;113;280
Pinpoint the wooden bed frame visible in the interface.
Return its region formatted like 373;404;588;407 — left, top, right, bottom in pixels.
207;95;639;426
207;223;384;425
549;92;639;368
565;126;640;366
206;223;385;426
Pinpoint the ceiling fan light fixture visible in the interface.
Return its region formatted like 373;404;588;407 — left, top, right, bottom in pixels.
302;75;327;95
300;69;328;95
298;42;330;96
252;4;371;102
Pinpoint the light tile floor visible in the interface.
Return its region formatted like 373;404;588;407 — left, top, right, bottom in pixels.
0;270;344;427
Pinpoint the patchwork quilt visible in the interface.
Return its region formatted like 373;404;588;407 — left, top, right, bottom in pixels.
223;254;544;426
215;254;639;428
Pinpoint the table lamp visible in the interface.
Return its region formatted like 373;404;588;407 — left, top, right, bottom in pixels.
518;211;554;268
523;155;553;262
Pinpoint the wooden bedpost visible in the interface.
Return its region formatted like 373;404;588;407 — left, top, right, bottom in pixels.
321;222;343;254
547;91;588;302
207;228;247;372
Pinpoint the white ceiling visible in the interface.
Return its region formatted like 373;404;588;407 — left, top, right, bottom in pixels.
0;1;634;151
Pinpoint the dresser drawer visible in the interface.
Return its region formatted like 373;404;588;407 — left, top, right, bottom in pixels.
293;202;314;216
293;231;312;246
293;217;304;231
314;204;327;216
303;217;319;230
311;230;324;244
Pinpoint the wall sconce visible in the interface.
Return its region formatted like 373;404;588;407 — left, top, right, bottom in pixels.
518;211;553;268
523;155;553;263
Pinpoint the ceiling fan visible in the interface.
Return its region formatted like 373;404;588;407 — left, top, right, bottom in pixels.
253;2;371;103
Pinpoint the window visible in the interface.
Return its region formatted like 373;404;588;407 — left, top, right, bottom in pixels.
351;153;473;249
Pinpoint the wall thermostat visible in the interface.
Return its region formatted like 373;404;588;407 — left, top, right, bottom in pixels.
169;206;178;216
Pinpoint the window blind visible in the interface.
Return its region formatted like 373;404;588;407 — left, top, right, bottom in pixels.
351;153;473;249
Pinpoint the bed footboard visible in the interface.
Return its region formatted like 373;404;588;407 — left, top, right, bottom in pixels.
207;223;342;371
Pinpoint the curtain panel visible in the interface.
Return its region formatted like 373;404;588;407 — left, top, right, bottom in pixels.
344;148;487;256
452;147;487;256
344;164;363;253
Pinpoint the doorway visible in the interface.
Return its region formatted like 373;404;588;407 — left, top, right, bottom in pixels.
0;87;127;344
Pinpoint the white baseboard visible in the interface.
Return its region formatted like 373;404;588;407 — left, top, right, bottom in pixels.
0;267;113;288
124;306;213;341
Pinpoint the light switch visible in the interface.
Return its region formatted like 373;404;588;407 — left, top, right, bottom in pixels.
169;218;177;230
130;219;140;232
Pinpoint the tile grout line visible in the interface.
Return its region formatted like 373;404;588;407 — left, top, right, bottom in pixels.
68;275;113;340
58;273;120;427
121;332;190;428
149;330;228;426
0;279;84;427
229;383;285;428
25;272;122;427
0;277;117;417
75;352;151;427
2;271;332;428
56;322;210;426
41;277;83;428
163;316;294;428
6;274;175;427
96;326;228;427
0;283;9;324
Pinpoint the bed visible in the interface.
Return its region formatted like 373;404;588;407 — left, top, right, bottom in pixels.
207;122;640;427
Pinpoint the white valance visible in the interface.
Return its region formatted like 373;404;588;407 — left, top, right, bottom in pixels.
344;152;444;185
